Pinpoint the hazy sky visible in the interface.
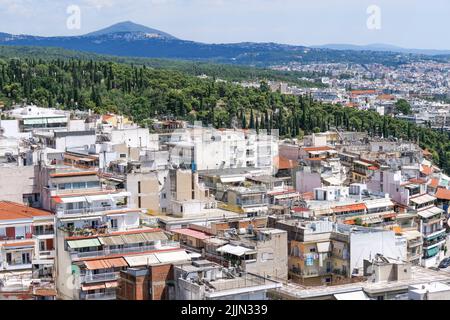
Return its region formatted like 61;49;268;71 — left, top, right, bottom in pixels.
0;0;449;49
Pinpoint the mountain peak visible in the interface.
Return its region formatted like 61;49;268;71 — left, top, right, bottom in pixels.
83;21;177;39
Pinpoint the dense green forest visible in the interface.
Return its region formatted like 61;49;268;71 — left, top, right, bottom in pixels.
0;46;326;88
0;55;448;173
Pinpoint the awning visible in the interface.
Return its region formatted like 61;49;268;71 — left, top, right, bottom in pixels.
81;283;105;291
334;291;369;300
364;199;394;209
56;196;87;204
333;203;366;213
124;254;159;267
86;194;111;202
316;242;331;253
425;246;440;257
83;257;128;270
121;233;147;244
216;244;256;256
404;230;422;240
142;232;169;242
154;250;191;263
110;192;131;199
98;235;125;246
67;238;101;249
410;194;436;205
418;206;444;219
220;176;246;183
1;241;35;248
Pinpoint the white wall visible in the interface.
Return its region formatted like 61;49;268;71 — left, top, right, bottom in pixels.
350;231;407;274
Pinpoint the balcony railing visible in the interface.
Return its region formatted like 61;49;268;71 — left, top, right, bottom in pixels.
83;292;116;300
1;263;32;271
70;241;180;260
57;205;129;217
33;229;55;236
81;272;118;283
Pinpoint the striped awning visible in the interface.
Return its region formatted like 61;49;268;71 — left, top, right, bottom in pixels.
98;235;125;246
121;233;147;244
83;257;128;270
142;232;169;242
67;238;101;249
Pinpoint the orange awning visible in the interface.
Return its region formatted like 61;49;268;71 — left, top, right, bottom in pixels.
333;203;366;213
84;257;128;270
81;283;105;291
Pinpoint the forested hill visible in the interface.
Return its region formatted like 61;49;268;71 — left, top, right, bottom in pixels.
0;46;325;88
0;54;449;173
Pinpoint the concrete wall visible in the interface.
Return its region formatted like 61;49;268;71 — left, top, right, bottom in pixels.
0;165;37;204
350;231;407;275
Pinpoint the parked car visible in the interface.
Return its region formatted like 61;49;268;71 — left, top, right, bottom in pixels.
438;257;450;269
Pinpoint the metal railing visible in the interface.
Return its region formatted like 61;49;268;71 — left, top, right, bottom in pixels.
83;292;116;300
57;205;129;216
34;229;55;236
81;272;118;283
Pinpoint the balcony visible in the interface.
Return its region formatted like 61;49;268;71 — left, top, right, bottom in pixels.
33;229;55;236
1;262;32;271
57;205;130;218
70;241;180;260
38;250;56;259
407;252;422;261
408;238;423;248
81;272;118;284
83;291;116;300
423;228;446;240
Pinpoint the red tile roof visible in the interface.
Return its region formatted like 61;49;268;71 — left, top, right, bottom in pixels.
275;156;297;170
0;201;53;221
421;166;433;176
429;178;440;189
332;203;367;213
436;188;450;201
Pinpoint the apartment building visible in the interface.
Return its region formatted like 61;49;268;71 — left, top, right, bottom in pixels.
202;228;288;281
0;201;56;299
174;260;281;300
167;126;278;173
272;218;406;286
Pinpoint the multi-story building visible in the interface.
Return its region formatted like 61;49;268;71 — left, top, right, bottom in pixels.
0;201;56;299
174;260;282;300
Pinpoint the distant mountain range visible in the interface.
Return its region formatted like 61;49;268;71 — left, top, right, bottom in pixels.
313;43;450;56
0;21;447;66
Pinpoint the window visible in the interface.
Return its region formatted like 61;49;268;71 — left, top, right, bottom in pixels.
162;193;166;199
87;181;100;188
110;219;118;229
138;182;141;193
138;196;141;208
261;252;274;262
309;248;316;253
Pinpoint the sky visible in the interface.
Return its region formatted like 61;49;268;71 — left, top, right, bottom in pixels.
0;0;449;50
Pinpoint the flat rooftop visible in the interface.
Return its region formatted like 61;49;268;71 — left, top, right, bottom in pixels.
277;266;450;299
